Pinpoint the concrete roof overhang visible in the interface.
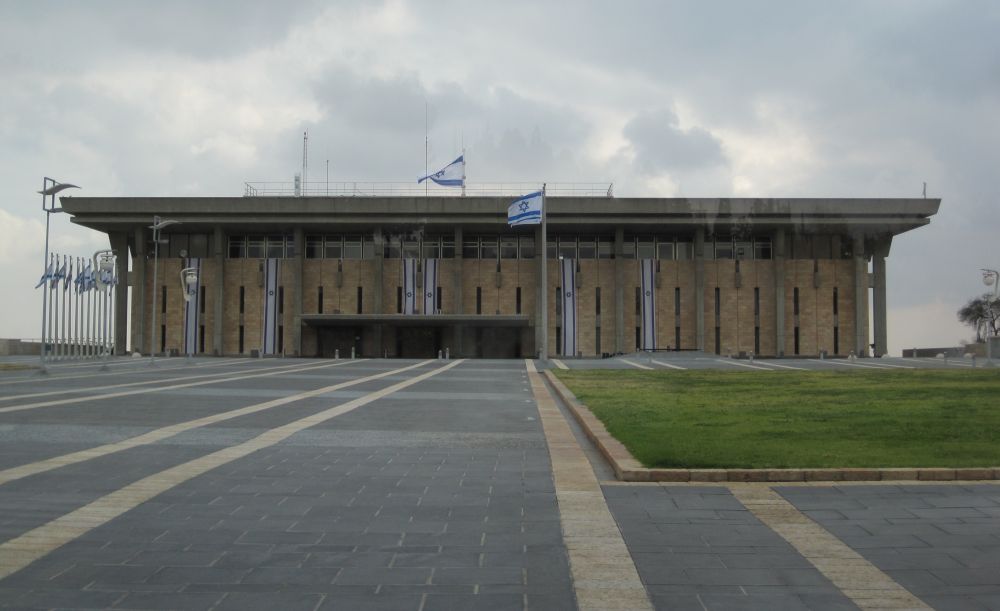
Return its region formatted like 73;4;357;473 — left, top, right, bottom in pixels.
61;196;941;238
301;314;531;327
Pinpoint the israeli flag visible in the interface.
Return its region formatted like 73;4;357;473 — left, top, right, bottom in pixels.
418;155;465;187
508;191;543;226
35;260;54;289
64;258;73;292
560;259;578;356
422;258;438;314
51;258;66;289
402;259;417;315
640;259;657;351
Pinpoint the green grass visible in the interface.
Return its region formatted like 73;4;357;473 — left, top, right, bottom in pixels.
553;369;1000;469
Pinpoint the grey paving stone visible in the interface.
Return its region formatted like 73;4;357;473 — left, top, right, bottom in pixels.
112;591;225;610
210;590;325;611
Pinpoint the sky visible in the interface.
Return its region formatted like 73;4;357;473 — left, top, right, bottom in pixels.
1;0;998;354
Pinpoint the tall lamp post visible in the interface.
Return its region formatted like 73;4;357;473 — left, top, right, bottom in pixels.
149;216;181;365
180;266;200;361
983;268;999;367
38;178;79;373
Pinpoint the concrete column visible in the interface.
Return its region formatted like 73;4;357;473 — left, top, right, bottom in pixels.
110;232;129;356
291;227;304;356
213;227;224;355
373;228;384;353
773;230;786;357
132;227;147;355
454;226;464;356
695;228;706;351
853;234;868;357
536;224;546;358
614;226;625;353
871;236;891;357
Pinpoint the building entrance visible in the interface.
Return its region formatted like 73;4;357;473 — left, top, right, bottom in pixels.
317;326;361;358
397;327;442;358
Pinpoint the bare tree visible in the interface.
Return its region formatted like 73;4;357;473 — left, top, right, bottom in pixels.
958;295;1000;342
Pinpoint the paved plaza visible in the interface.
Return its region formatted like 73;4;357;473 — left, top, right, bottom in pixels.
0;355;998;610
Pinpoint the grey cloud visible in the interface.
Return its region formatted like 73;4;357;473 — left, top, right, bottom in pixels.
623;108;727;175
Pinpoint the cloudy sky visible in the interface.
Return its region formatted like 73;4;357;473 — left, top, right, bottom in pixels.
1;0;997;354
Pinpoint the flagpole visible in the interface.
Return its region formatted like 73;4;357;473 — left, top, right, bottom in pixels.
424;101;428;197
461;147;466;197
539;183;547;361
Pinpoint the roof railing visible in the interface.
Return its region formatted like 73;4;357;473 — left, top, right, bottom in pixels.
242;181;614;198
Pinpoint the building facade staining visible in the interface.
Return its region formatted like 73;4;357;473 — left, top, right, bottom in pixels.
62;196;939;359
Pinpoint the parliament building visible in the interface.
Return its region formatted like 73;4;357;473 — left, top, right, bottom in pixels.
63;193;939;359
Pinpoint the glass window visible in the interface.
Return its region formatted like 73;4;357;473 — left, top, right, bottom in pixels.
285;236;296;258
500;236;518;259
324;236;342;259
422;237;440;259
463;239;479;259
246;236;265;259
441;239;455;259
715;237;733;260
578;237;596;259
384;236;401;259
402;239;420;259
546;239;557;259
621;238;636;259
168;234;189;258
734;241;752;260
676;240;693;260
228;236;246;259
657;240;674;261
362;235;375;259
598;237;614;259
839;238;853;259
343;236;362;259
266;236;285;258
306;236;323;259
754;237;772;260
189;234;209;258
558;237;576;260
519;236;535;259
637;237;654;259
480;236;498;260
814;235;833;260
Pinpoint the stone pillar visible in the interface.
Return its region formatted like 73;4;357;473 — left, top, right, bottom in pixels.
614;226;625;353
454;226;464;356
536;224;546;359
109;232;129;356
853;234;868;357
132;226;147;355
773;230;786;357
871;236;892;358
291;227;304;356
213;227;225;356
695;228;706;351
373;228;384;353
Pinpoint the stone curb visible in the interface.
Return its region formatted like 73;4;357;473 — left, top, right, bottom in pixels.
542;370;1000;483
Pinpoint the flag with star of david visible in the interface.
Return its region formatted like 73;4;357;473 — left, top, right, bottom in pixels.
183;258;201;355
261;258;281;355
422;258;438;315
640;259;657;351
507;191;543;226
560;258;577;356
402;258;417;315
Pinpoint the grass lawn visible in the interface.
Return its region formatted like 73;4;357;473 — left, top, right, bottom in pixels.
553;369;1000;469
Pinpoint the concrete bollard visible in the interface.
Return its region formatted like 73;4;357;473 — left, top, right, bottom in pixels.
334;349;339;360
445;347;450;360
748;351;754;363
351;346;355;359
437;350;442;360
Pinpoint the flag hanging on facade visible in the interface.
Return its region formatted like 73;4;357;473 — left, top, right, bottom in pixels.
417;155;464;187
640;259;657;351
422;259;438;315
507;191;543;226
560;258;578;356
402;258;418;315
183;257;201;355
261;258;281;355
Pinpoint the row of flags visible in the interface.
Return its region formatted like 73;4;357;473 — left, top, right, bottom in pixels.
418;156;545;228
35;257;117;293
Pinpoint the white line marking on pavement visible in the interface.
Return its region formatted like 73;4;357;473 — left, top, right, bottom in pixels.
918;357;973;367
0;358;248;386
551;359;569;370
529;370;653;610
620;359;653;370
0;359;415;487
809;359;893;370
0;359;464;580
860;360;915;369
650;359;687;370
0;359;369;414
716;359;774;371
759;361;808;371
730;485;931;610
0;360;327;402
524;359;537;373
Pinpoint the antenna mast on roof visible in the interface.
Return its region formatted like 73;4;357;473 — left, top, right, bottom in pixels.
302;131;309;196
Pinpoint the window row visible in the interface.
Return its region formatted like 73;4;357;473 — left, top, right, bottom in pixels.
229;235;297;259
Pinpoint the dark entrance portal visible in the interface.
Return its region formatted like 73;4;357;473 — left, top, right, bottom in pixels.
399;327;441;358
317;326;361;358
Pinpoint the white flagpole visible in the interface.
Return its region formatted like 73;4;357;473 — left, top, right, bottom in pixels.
61;255;68;359
461;147;466;197
539;184;547;361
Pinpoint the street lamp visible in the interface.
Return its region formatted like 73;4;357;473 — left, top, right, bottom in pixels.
38;178;79;373
983;268;999;366
149;216;181;365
